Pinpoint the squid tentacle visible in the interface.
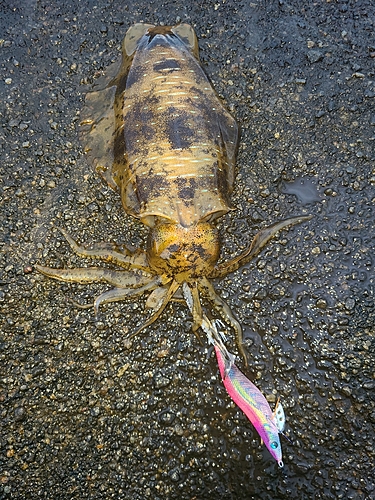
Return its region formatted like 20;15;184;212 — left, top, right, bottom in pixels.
55;226;150;271
182;282;204;344
210;215;312;278
198;276;248;365
129;279;179;338
35;265;153;288
93;276;165;314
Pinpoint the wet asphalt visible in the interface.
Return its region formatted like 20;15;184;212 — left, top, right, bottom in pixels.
1;1;374;499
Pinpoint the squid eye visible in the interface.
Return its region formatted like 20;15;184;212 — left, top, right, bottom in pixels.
270;441;279;449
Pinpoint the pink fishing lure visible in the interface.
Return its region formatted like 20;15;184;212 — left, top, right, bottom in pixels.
215;345;284;467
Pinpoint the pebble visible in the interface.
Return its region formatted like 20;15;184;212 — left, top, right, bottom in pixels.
153;372;170;389
117;364;130;377
168;468;180;482
90;406;100;417
342;386;352;396
345;298;356;310
8;119;20;127
159;410;175;425
316;298;327;309
14;406;26;422
307;50;323;63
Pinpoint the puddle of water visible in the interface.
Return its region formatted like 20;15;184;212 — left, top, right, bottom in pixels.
282;177;320;204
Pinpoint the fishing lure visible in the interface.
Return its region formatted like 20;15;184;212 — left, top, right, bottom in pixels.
215;341;285;467
36;23;311;363
183;285;285;466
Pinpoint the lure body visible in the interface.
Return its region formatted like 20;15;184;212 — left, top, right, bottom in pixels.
215;345;284;467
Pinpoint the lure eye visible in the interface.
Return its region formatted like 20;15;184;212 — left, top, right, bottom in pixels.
270;441;279;449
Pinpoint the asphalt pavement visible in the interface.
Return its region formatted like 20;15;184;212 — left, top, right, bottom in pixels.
1;1;374;499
